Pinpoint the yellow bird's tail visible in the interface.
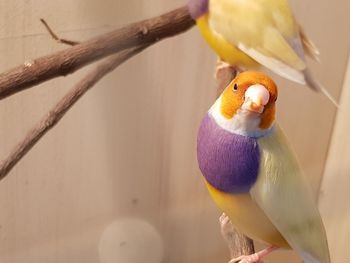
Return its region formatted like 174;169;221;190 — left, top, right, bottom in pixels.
303;69;339;107
299;25;320;62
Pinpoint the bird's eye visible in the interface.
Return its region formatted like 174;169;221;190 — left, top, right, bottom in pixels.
233;83;238;91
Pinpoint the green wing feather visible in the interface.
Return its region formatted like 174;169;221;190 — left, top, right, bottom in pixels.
251;125;331;263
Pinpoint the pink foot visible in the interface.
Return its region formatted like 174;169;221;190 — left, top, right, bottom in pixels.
215;59;237;81
219;213;234;240
215;59;242;95
228;246;278;263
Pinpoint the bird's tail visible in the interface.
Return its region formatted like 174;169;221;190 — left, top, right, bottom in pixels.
303;69;339;107
299;25;321;62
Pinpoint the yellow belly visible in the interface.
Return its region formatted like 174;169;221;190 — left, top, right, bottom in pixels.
206;182;290;248
196;15;258;69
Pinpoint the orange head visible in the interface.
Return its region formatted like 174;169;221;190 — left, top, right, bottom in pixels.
220;71;278;130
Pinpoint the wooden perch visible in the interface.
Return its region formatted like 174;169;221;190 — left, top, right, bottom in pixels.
0;46;148;181
0;6;194;100
220;215;255;261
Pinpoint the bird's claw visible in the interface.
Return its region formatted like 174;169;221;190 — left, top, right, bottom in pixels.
228;254;265;263
215;59;236;81
228;246;278;263
219;213;235;240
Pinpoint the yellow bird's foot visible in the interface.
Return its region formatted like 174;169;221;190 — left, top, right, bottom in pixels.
228;246;278;263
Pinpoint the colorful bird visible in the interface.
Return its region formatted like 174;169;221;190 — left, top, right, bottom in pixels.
188;0;337;105
197;71;331;263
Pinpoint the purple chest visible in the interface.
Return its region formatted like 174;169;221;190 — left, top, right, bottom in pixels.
197;114;260;193
188;0;209;19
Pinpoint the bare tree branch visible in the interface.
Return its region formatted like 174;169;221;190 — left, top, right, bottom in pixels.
1;6;255;261
0;45;148;181
0;6;194;100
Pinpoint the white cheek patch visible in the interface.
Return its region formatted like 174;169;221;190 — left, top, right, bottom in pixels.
208;96;274;138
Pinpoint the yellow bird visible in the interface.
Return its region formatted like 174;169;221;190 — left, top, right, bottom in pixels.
197;71;331;263
188;0;337;105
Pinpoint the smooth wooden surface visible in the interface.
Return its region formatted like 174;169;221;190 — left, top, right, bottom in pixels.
0;1;348;262
319;54;350;263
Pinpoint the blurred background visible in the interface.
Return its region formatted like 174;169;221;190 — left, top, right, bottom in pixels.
0;0;349;262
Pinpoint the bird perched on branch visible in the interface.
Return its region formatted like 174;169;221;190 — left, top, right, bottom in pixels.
197;71;331;263
188;0;337;106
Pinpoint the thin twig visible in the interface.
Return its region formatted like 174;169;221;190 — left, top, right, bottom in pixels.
0;45;148;181
40;18;80;46
216;67;255;260
0;6;194;100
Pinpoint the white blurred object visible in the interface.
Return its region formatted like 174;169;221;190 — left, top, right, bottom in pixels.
98;218;164;263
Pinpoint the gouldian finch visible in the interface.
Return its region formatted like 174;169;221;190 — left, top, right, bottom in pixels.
197;71;331;263
188;0;337;105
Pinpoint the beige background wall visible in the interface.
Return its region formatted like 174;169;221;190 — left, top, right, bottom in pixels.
0;0;349;262
319;54;350;263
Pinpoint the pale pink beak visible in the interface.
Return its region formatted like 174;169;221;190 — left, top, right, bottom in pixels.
242;84;270;114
